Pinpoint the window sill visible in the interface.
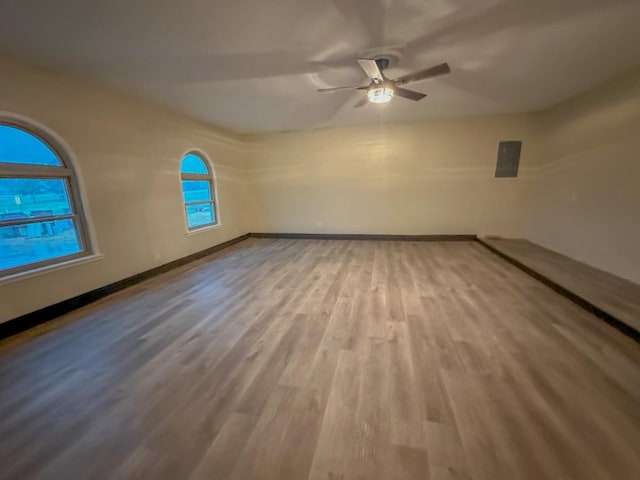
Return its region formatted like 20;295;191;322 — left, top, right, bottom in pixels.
186;223;223;236
0;253;105;287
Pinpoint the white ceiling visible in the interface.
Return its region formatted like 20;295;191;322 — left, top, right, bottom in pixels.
1;0;640;133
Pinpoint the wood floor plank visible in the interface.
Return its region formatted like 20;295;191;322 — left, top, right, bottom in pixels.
423;420;472;480
481;237;640;332
1;238;639;480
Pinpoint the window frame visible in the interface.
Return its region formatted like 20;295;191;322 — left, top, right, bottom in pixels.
0;117;93;278
179;149;220;233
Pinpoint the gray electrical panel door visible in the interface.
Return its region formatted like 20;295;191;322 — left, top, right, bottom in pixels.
495;141;522;177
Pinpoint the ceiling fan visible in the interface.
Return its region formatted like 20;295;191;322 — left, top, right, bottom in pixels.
317;58;450;107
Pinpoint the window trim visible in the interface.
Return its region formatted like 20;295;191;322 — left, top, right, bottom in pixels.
179;149;221;233
0;252;104;287
0;114;95;278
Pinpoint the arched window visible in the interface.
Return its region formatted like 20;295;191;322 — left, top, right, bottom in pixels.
0;121;91;277
180;151;218;230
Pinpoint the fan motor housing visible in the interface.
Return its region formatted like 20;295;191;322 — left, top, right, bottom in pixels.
360;47;403;73
375;58;391;72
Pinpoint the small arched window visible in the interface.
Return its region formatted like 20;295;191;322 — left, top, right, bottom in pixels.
180;152;218;231
0;121;91;277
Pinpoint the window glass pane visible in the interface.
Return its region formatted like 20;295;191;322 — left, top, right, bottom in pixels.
180;153;209;174
181;180;211;203
0;178;72;218
0;218;81;271
0;125;61;166
186;203;214;229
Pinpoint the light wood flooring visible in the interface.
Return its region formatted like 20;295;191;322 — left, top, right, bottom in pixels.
0;238;639;480
481;237;640;333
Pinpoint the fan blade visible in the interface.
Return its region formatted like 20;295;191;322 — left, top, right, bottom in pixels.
357;58;384;82
353;96;369;108
393;87;427;101
317;85;367;92
393;63;451;86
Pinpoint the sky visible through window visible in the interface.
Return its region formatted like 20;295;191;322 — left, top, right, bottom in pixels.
0;125;61;166
181;153;208;174
180;153;216;229
0;126;81;271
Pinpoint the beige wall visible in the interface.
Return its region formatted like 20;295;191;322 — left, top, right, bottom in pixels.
524;68;640;284
1;56;638;324
244;69;640;284
245;115;541;237
0;57;251;323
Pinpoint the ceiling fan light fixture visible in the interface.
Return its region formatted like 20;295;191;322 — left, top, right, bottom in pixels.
367;85;394;104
